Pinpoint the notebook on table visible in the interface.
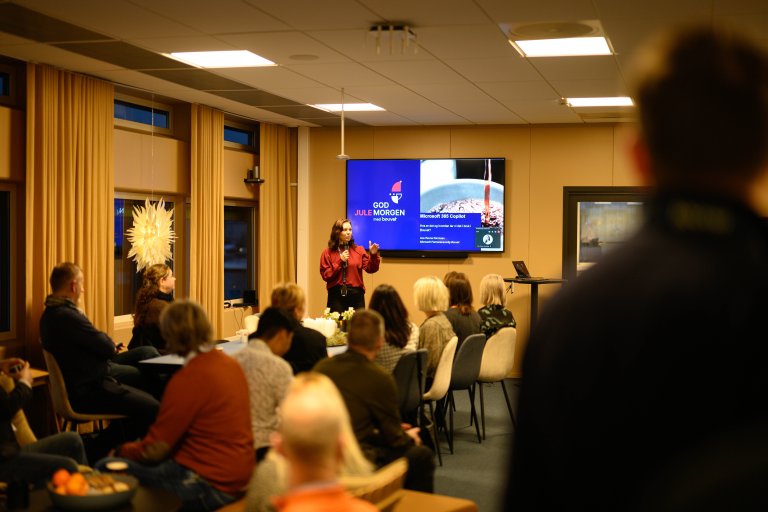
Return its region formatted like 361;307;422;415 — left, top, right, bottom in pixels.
512;260;542;280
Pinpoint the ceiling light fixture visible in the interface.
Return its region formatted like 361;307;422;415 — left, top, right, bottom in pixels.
565;97;634;107
337;88;350;161
312;103;384;112
510;36;612;57
369;23;418;55
166;50;276;68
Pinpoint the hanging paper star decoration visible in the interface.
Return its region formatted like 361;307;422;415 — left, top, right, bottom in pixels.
126;198;176;272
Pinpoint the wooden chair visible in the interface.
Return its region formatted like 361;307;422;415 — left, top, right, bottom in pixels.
42;350;126;432
422;336;458;466
477;327;518;439
347;457;408;512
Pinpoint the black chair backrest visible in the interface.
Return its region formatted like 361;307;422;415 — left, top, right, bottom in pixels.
450;333;487;390
392;349;428;418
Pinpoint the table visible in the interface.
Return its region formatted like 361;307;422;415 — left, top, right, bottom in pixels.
504;277;566;333
139;340;248;371
392;489;478;512
28;485;182;511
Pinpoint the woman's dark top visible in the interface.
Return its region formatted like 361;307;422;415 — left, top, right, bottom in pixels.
444;307;482;347
129;291;173;352
478;304;516;337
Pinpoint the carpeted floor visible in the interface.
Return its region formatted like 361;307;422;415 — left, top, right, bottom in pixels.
431;380;518;511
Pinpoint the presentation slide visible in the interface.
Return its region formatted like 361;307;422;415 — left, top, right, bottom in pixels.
347;158;504;253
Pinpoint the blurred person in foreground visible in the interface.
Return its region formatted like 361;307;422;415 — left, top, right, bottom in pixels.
255;372;375;512
97;300;254;511
508;25;768;511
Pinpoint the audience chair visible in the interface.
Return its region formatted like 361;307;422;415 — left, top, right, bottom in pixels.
392;349;428;424
422;336;458;466
347;457;408;512
42;350;126;432
477;327;518;439
445;333;487;452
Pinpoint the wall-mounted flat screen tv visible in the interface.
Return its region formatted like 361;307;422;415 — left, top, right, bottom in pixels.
346;158;505;257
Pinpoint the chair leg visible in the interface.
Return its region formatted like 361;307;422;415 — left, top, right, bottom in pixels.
479;382;486;440
427;401;442;466
447;393;454;454
469;384;481;443
500;380;517;429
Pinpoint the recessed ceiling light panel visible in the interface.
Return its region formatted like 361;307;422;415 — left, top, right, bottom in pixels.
166;50;276;68
312;103;385;112
511;36;612;57
566;97;634;107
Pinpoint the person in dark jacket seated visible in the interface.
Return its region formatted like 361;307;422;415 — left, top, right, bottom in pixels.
0;359;88;486
40;262;159;445
271;283;327;374
314;309;435;493
129;263;175;353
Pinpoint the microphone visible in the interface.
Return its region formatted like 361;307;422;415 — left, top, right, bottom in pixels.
341;242;349;268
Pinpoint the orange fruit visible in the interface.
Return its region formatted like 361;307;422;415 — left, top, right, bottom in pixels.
65;472;88;496
54;485;67;495
52;468;71;487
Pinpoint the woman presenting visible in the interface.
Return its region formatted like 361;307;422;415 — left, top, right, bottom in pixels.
320;218;380;313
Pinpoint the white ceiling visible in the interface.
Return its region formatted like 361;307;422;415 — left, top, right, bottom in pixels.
0;0;767;127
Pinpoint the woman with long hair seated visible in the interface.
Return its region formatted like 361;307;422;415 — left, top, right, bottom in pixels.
96;300;255;511
443;272;482;348
369;284;419;373
129;263;175;353
245;372;373;512
478;273;516;337
413;276;456;377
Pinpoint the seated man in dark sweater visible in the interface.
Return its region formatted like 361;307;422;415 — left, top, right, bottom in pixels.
314;309;435;492
271;283;327;374
40;262;159;444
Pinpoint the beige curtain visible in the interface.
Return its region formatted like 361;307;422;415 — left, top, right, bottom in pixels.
25;64;115;361
189;104;224;337
258;123;298;308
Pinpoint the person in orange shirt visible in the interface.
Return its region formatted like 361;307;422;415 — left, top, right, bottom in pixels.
96;300;254;511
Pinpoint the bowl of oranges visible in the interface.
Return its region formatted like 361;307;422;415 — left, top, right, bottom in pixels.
47;469;138;510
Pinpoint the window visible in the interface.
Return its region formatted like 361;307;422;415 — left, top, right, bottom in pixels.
224;120;258;151
114;197;175;316
0;189;10;333
114;100;170;129
224;126;253;146
0;71;9;97
224;205;255;301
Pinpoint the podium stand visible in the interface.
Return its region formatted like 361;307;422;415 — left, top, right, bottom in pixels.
504;277;566;333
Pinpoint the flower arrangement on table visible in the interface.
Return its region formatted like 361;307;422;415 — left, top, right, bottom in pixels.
323;307;355;347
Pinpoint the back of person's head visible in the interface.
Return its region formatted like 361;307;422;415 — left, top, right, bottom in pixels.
346;309;384;351
278;372;345;468
49;262;80;292
413;276;449;313
446;274;475;315
270;283;305;317
254;307;300;342
480;274;506;307
631;25;768;194
281;372;373;476
159;300;212;356
368;284;411;349
443;271;466;287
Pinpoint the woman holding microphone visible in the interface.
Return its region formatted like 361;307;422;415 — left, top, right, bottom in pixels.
320;218;380;313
